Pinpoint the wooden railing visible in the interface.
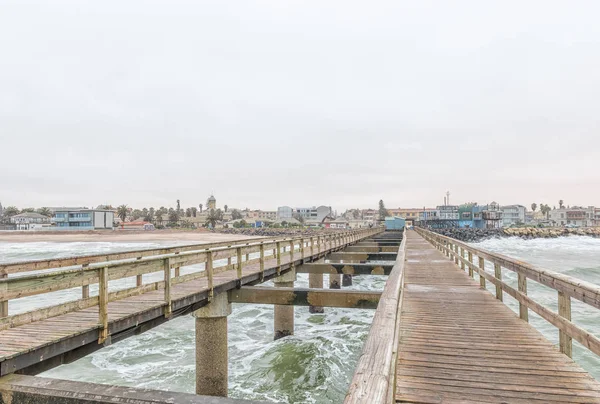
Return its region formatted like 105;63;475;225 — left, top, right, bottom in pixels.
345;230;406;404
416;227;600;359
0;228;382;343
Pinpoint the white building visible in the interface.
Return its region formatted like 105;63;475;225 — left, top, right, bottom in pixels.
10;212;51;230
54;209;114;230
501;205;526;227
277;205;332;222
549;207;595;227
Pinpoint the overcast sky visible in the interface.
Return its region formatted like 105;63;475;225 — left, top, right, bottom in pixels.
1;1;599;212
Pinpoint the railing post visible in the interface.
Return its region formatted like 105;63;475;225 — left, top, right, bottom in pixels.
136;256;143;287
276;242;281;275
468;251;474;278
226;245;232;269
518;273;528;322
236;247;243;279
460;247;465;271
259;243;265;280
98;266;109;344
558;291;572;358
289;240;294;266
82;263;90;298
317;236;321;255
494;263;503;301
207;251;214;300
478;257;486;288
0;271;7;318
454;244;459;265
310;237;314;257
164;258;172;317
245;243;250;262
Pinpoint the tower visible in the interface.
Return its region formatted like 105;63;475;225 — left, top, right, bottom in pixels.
207;195;216;210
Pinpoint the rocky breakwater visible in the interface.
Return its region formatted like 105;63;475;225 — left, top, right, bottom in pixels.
431;227;600;242
503;227;600;239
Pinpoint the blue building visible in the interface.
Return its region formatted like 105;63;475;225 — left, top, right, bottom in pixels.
53;209;114;230
385;216;406;230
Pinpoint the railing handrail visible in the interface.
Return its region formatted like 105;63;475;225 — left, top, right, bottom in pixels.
345;229;406;403
416;226;600;360
0;228;381;337
0;229;365;275
417;228;600;310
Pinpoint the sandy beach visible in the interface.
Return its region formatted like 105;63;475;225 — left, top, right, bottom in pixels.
0;229;260;243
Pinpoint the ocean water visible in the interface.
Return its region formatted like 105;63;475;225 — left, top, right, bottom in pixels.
1;236;599;402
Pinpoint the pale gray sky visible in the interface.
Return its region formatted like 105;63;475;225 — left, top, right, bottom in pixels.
1;1;599;211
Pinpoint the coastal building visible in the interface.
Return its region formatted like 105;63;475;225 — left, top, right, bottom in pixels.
245;210;277;221
323;217;349;229
458;204;476;228
361;209;378;222
10;212;51;230
53;209;114;230
501;205;526;227
471;202;503;229
276;205;331;222
549;207;596;227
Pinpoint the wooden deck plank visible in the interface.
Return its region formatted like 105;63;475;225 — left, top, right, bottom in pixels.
395;230;600;403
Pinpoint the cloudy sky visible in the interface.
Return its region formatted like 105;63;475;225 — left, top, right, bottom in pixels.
1;1;599;212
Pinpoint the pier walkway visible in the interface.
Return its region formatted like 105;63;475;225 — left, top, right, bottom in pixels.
2;227;600;403
394;231;600;403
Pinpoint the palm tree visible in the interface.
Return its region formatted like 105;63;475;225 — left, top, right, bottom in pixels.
224;204;228;212
37;207;52;217
531;203;537;212
205;209;218;228
559;200;564;209
199;203;203;213
168;210;180;225
117;205;129;223
191;207;197;217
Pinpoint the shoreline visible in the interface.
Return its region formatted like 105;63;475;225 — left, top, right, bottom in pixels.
0;229;260;244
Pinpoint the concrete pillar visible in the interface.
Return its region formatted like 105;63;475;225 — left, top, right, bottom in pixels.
274;269;295;340
192;293;231;397
308;272;324;314
342;274;353;286
329;274;341;289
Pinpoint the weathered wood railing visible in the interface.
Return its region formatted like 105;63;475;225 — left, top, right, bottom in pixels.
345;230;406;404
0;228;381;343
416;227;600;359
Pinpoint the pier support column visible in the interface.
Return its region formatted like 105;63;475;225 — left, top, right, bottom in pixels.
342;274;353;286
329;274;341;289
308;272;324;313
192;293;231;397
274;269;296;340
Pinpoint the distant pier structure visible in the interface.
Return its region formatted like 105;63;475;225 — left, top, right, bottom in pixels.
1;226;600;403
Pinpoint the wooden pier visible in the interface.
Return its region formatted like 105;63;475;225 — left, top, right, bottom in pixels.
1;226;600;403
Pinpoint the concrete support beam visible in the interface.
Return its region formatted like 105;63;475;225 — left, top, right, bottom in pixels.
354;242;401;247
342;274;353;286
273;269;295;340
192;293;231;398
308;272;324;313
298;263;393;276
344;246;399;253
0;374;264;404
229;287;381;309
326;252;398;262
